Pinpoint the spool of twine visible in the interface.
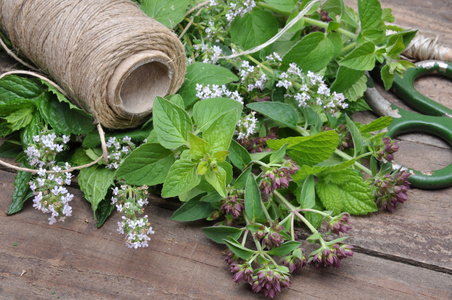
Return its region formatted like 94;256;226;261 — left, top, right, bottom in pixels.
0;0;186;129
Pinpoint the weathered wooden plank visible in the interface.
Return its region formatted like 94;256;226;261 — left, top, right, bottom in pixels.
1;169;451;300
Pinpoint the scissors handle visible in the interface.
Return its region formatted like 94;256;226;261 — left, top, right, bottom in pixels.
366;60;452;189
391;60;452;117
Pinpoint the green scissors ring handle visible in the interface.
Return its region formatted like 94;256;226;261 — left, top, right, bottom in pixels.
366;60;452;189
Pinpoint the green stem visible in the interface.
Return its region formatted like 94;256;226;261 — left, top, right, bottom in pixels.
334;149;372;175
301;17;357;39
273;190;318;234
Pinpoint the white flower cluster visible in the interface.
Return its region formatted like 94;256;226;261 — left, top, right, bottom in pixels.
238;61;267;92
196;83;244;104
277;63;348;114
225;0;256;23
111;185;155;249
105;136;135;169
26;132;74;225
193;43;223;64
236;111;258;140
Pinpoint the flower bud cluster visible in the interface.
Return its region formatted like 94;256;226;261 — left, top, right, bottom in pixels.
219;189;245;219
276;63;348;114
26;132;74;225
260;160;299;195
239;127;278;153
308;243;354;268
251;266;291;299
374;137;399;162
105;136;135;169
111;185;155;249
370;170;411;211
281;248;307;273
256;223;285;249
327;213;353;234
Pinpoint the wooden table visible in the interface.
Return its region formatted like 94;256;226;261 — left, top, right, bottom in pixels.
1;1;451;299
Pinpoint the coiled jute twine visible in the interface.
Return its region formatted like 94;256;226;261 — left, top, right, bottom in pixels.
0;0;186;129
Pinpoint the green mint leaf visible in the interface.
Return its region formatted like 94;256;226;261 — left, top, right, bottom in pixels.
200;192;223;203
298;175;315;208
267;241;302;257
20;113;45;147
140;0;189;28
359;116;393;133
39;80;86;113
179;63;238;107
244;173;264;222
202;226;244;244
188;132;210;160
330;66;364;96
358;0;382;30
380;64;395;90
36;92;95;135
269;144;288;165
316;169;377;215
345;114;364;156
267;131;340;167
224;237;255;260
153;97;193;149
193;97;242;132
4;106;35;131
282;32;335;72
116;143;175;186
78;165;116;218
0;138;22;158
233;167;252;189
205;167;227;198
162;158;200;198
339;42;376;71
247;102;298;129
263;0;296;13
171;194;215;221
213;150;229;164
0;99;35;117
328;32;343;58
343;73;368;101
167;94;185;108
0;75;42;102
293;159;355;182
230;8;278;53
95;197;115;228
228;140;251;170
322;0;343;15
8;168;33;215
203;109;237;153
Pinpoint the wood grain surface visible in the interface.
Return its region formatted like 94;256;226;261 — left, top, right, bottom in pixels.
1;1;452;299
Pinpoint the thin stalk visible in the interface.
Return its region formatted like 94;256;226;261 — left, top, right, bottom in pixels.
334;149;372;175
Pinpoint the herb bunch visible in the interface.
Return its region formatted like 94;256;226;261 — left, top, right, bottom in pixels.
0;0;416;298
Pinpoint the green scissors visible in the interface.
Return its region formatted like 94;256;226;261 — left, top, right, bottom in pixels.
365;60;452;189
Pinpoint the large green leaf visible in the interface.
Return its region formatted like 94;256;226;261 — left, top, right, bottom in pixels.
140;0;189;28
116;143;175;186
171;194;215;221
316;169;377;215
230;8;278;53
228;140;252;170
247;102;298;129
339;42;376;71
8;168;33;215
201;226;244;244
0;75;42;103
282;32;335;72
358;0;382;30
193;98;242;132
263;0;296;12
244;173;264;222
162;158;200;198
153;97;193;149
203;109;237;153
267;131;340;167
36;92;95;135
78;165;116;217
